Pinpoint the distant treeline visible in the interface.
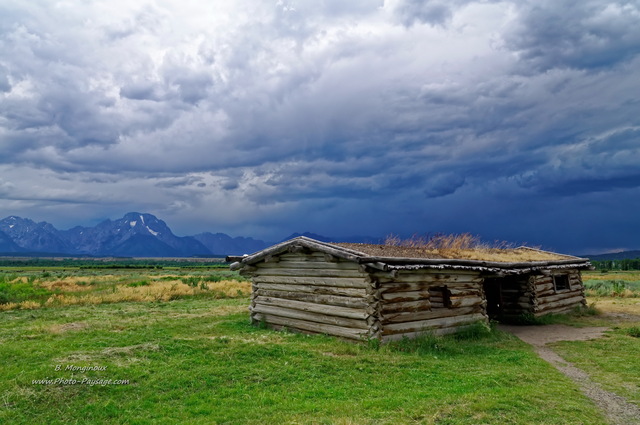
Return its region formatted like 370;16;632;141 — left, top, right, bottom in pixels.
0;257;228;269
591;258;640;271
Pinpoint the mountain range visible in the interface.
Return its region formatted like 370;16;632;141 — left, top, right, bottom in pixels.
0;213;270;257
1;212;638;259
0;213;382;258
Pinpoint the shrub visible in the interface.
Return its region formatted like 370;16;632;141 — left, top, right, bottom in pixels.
624;327;640;338
454;321;492;340
182;277;201;287
572;303;600;317
0;281;52;304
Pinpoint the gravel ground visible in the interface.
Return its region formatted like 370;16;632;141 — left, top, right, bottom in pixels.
500;324;640;425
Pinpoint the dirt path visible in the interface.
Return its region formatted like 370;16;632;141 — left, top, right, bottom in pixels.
499;324;640;425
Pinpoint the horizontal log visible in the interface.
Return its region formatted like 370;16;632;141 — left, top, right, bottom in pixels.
252;304;369;329
536;288;559;297
254;283;366;298
381;306;481;324
537;289;584;304
374;273;481;284
535;283;555;292
254;296;369;320
253;275;368;289
381;300;432;314
449;297;485;308
448;288;482;296
380;290;430;302
254;267;366;279
535;295;585;313
382;313;487;335
535;277;553;285
257;260;360;271
534;303;583;316
255;289;367;309
252;313;369;340
516;295;533;304
278;252;329;260
381;322;487;341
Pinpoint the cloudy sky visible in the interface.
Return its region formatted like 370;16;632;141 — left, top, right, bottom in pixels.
1;0;639;253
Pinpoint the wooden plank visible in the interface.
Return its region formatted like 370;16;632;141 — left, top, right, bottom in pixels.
380;290;430;302
257;260;361;270
534;303;582;316
535;276;553;284
253;275;368;288
377;281;482;294
382;300;432;314
252;313;369;340
278;252;330;260
448;288;482;296
535;282;555;292
255;289;367;309
252;304;369;329
254;282;366;297
375;273;481;284
254;296;368;320
381;322;487;341
382;313;487;335
381;306;481;324
449;296;485;308
537;289;584;304
535;295;585;313
254;267;366;279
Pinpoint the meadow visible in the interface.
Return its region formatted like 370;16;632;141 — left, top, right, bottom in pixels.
0;263;638;424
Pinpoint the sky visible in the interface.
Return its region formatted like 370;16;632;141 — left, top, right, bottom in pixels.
1;0;639;254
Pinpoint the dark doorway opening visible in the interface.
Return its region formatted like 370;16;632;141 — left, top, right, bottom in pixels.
483;277;503;320
483;275;531;322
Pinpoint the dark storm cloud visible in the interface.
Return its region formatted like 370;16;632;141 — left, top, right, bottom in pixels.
0;0;638;251
506;0;640;71
423;173;466;198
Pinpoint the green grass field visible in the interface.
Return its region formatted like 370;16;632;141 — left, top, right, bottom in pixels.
0;267;639;424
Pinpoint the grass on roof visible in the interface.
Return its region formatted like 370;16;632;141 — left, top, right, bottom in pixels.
337;233;577;262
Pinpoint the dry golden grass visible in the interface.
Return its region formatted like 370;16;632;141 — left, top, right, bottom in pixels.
0;277;250;311
583;272;640;281
0;300;40;311
38;279;99;292
344;234;575;262
205;279;251;296
45;281;206;306
586;297;640;316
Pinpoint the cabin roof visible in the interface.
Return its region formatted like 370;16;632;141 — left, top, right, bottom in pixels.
228;236;592;274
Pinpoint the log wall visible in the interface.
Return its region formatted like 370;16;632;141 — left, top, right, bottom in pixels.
531;270;586;316
372;269;488;342
499;276;534;318
248;251;373;341
246;251;490;341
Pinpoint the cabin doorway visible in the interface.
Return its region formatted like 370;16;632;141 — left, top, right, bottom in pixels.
482;276;531;321
483;277;503;320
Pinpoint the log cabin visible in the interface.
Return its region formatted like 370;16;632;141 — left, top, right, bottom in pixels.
228;237;592;342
